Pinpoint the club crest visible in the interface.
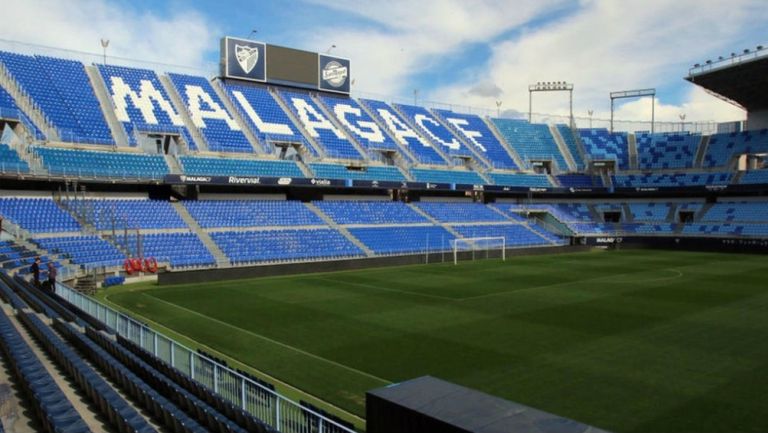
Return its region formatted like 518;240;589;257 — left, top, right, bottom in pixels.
235;44;260;74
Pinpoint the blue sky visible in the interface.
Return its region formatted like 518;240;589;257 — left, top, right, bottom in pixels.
3;0;767;124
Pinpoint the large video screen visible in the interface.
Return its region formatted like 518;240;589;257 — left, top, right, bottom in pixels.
266;45;318;87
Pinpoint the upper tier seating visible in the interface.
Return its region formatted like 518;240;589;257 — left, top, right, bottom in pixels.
167;73;254;153
393;104;473;159
415;202;509;223
700;201;768;222
432;109;518;169
411;168;485;184
179;155;303;177
359;98;446;165
452;224;552;246
557;174;601;188
492;119;567;170
97;64;198;150
34;146;169;179
0;197;81;232
636;132;700;169
279;90;363;160
489;172;552;188
704;130;768;168
578;128;630;169
613;172;732;187
222;82;312;154
35;235;125;268
740;169;768;184
212;229;362;263
308;163;406;181
184;200;323;228
348;226;456;254
0;143;29;173
318;94;399;151
0;52;113;144
556;124;584;169
628;203;672;221
74;199;186;230
314;201;428;225
0;85;44;139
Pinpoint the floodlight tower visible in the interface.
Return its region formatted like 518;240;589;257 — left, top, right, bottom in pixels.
609;88;656;133
528;81;574;125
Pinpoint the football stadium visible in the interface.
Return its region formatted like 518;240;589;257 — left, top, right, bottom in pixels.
1;2;768;433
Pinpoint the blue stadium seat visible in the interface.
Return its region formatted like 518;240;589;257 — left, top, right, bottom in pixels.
704;130;768;168
167;73;253;153
0;143;29;173
279;89;363;160
318;94;399;152
489;172;551;187
556;174;602;188
0;197;81;232
628;203;672;221
432;109;518;169
415;202;509;223
314;201;428;225
212;229;363;264
185;200;323;228
556;124;584;169
35;235;125;268
739;169;768;184
410;168;485;184
613;172;732;187
578;128;630;169
77;199;186;230
359;99;446;165
34;146;169;179
700;201;768;222
348;226;455;254
491;119;567;170
636;132;700;169
180;155;304;177
393;103;472;159
0;85;44;140
123;233;214;267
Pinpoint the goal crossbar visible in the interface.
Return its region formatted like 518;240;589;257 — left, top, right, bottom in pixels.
451;236;506;265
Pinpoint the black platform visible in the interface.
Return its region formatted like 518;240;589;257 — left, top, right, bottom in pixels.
367;376;611;433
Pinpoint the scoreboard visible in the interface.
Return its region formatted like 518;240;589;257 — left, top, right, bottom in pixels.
220;36;351;94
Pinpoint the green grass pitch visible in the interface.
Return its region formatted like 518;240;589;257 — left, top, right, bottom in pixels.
101;249;768;433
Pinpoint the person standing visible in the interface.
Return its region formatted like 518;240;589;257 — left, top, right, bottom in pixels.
47;262;57;292
30;257;41;287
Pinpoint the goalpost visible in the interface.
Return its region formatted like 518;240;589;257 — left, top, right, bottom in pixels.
451;237;506;265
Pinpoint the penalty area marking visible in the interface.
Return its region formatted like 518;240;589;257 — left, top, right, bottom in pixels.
141;293;393;385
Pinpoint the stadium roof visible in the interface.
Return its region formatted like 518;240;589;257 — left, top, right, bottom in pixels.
685;48;768;111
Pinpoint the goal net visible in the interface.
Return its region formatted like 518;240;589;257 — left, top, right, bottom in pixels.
451;236;506;265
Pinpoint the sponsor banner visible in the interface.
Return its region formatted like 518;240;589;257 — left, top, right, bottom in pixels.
351;180;404;189
221;37;266;82
583;235;768;253
318;54;351;94
164;175;344;187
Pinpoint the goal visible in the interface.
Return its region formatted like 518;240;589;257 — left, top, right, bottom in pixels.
451;236;506;265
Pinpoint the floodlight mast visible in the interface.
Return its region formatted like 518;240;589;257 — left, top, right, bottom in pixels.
609;88;656;133
528;81;574;125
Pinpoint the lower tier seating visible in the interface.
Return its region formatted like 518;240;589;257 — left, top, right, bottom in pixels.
348;226;456;254
212;229;363;264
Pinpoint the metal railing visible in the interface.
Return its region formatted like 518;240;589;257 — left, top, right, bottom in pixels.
55;283;357;433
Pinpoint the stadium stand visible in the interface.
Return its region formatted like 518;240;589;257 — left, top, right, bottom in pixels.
124;233;215;267
628;202;672;221
452;224;553;247
359;98;447;165
700;201;768;222
578;128;630;169
0;197;81;232
96;64;198;150
392;103;473;159
318;94;399;152
314;200;428;225
34;235;125;268
167;73;253;153
348;226;456;254
0;143;29;173
556;124;584;169
431;109;518;169
80;199;187;230
0;85;44;140
212;229;362;264
635;132;700;169
492;118;567;170
185;200;323;228
703;130;768;168
410;168;485;184
556;173;601;187
613;172;732;187
279;89;363;160
0;52;113;144
34;146;169;179
489;172;552;187
180;155;304;177
740;169;768;184
308;163;406;181
415;202;509;223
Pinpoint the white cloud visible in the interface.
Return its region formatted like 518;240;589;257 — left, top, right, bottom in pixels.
424;0;764;125
2;0;218;74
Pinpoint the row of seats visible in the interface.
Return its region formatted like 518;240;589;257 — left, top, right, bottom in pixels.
180;156;304;178
433;109;517;169
0;143;28;173
415;202;509;223
212;229;363;264
314;201;427;225
348;225;456;254
579;128;630;169
34;146;169;179
0;197;81;233
636;132;700;169
613;172;732;187
34;235;125;268
493;119;568;170
185;200;323;228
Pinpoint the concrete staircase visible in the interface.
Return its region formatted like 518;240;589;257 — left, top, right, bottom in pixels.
212;80;264;153
407;203;462;238
158;75;209;152
0;62;59;141
304;202;375;257
269;88;326;159
548;124;577;172
85;65;130;147
665;203;678;222
163;154;182;175
693;135;710;168
622;203;635;223
695;202;715;222
171;202;231;266
483;117;527;170
628;133;639;169
294;158;315;178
